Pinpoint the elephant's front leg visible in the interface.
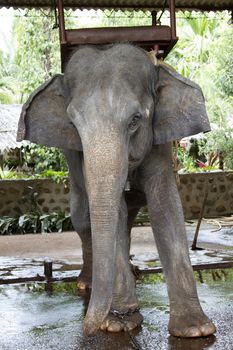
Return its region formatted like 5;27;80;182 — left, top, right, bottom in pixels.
141;144;216;338
64;150;92;290
100;196;143;332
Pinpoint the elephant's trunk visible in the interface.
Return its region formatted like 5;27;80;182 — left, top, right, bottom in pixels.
81;133;128;336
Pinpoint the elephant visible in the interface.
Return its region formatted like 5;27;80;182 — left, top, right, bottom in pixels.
17;43;216;338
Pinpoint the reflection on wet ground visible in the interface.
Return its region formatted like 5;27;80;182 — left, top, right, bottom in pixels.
185;222;233;248
131;248;233;271
0;257;82;280
0;268;233;350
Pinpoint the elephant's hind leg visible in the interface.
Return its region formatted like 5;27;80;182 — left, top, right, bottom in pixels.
126;189;147;277
64;150;92;290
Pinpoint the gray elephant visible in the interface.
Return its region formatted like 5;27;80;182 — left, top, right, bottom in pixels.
17;44;216;337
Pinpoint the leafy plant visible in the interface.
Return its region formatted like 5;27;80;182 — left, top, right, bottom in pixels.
0;216;18;234
0;46;20;103
0;166;68;184
0;167;31;179
135;207;150;225
42;212;73;233
176;147;197;173
22;144;68;174
18;214;39;233
202;129;233;170
0;212;73;235
13;8;60;102
35;170;68;184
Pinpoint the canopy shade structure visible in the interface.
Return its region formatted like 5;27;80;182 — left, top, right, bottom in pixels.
0;0;232;10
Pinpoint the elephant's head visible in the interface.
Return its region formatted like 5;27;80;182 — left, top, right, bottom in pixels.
17;44;210;335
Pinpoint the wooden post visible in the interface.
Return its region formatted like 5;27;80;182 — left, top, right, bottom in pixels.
57;0;67;44
169;0;177;39
191;178;214;250
151;11;157;26
44;260;53;279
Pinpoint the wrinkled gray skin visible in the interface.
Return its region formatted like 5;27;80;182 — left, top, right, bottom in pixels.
17;44;216;337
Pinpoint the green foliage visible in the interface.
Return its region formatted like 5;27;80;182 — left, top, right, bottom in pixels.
166;12;220;78
22;144;68;174
2;144;68;182
166;13;232;170
140;273;165;284
177;146;219;173
213;25;233;97
3;154;21;169
13;9;60;102
0;216;18;234
202;129;233;170
0;49;19;103
166;12;232;132
194;269;233;285
0;76;16;103
35;170;68;184
0;166;68;183
177;147;197;173
26;281;80;295
39;212;73;233
0;167;30;179
0;212;73;234
135;206;150;225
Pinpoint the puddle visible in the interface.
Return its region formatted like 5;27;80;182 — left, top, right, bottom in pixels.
132;248;233;271
2;249;233;285
186;221;233;248
0;269;232;350
0;257;82;281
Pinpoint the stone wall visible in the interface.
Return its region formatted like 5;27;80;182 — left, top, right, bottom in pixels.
1;172;233;219
0;179;70;217
179;171;233;219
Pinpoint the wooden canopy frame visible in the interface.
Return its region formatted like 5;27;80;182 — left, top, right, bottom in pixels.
57;0;178;71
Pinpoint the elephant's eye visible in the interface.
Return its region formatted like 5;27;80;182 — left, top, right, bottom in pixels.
128;114;142;131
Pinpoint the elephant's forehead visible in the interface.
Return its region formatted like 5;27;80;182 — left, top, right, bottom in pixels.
66;62;150;88
64;44;153;92
66;43;151;72
65;65;152;110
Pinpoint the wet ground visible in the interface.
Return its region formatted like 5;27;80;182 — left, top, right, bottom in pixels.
0;269;233;350
0;220;233;349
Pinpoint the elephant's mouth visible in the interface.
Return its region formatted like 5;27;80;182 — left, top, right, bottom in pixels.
128;154;140;163
128;154;142;170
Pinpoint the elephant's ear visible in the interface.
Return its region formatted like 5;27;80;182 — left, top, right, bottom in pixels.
153;65;211;145
17;74;82;151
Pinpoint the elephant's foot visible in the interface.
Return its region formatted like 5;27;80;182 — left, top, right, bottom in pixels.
169;312;216;338
100;308;143;333
77;270;92;290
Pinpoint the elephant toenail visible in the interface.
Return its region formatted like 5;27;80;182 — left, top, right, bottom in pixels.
108;322;122;332
184;326;201;338
100;322;107;331
200;323;216;336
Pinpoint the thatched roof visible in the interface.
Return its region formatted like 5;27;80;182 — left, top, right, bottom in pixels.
0;105;29;153
0;0;232;10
